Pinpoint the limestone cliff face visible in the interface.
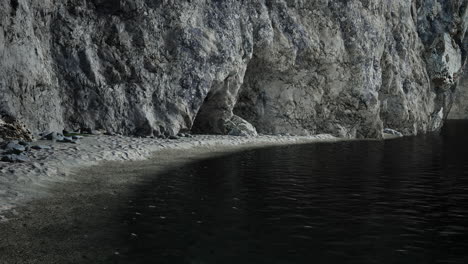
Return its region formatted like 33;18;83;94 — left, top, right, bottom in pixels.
449;70;468;119
0;0;467;138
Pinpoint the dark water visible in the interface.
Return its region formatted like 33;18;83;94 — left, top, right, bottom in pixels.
119;121;468;264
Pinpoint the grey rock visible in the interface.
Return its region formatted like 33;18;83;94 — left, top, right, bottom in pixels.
18;141;30;146
4;140;19;146
0;1;466;139
90;130;101;136
1;154;30;163
59;137;78;144
81;128;100;135
383;128;404;137
449;71;468;119
0;115;33;141
225;115;258;137
18;141;31;148
43;132;64;141
31;145;52;150
63;136;74;142
4;142;26;154
168;136;180;140
72;135;83;140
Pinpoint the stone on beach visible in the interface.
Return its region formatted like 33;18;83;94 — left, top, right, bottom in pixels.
1;154;30;163
43;132;64;141
3;142;26;154
383;128;404;137
60;137;75;143
31;145;52;150
225;115;258;137
0;116;33;141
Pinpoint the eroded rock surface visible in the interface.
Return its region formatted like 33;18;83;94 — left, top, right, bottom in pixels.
0;115;33;142
0;0;467;139
449;70;468;119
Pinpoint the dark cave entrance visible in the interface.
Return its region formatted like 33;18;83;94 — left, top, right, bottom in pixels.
190;58;263;136
191;90;226;135
191;75;241;135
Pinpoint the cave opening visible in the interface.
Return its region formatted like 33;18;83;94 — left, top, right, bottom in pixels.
191;90;225;135
10;0;19;16
191;72;254;135
191;76;237;135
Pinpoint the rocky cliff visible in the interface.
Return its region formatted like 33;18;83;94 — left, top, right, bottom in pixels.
449;70;468;119
0;0;467;139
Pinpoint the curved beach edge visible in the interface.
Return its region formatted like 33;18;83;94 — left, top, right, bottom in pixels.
0;133;347;218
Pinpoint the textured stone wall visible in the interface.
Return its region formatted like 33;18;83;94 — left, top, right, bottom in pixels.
0;0;467;138
449;70;468;119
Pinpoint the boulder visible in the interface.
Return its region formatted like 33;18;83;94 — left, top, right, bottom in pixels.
42;132;64;141
383;128;404;137
225;115;258;137
0;116;33;141
3;142;26;154
31;145;51;150
1;154;30;163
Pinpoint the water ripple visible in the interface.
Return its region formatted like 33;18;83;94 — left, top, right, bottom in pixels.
119;121;468;264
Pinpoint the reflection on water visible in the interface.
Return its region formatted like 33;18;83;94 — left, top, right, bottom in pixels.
118;121;468;264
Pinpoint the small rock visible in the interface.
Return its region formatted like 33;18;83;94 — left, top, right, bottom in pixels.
90;130;101;135
31;145;51;150
177;133;185;137
81;128;100;135
4;140;18;145
104;131;116;136
4;142;26;154
81;128;91;134
168;135;179;140
63;137;74;142
18;141;30;146
59;137;79;144
225;115;258;137
72;135;83;140
1;154;30;163
43;132;64;141
383;128;403;137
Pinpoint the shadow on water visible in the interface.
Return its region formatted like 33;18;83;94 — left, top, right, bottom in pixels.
112;120;468;264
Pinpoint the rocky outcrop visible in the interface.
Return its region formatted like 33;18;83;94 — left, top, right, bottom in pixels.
449;70;468;119
0;0;467;139
224;115;258;137
0;114;33;142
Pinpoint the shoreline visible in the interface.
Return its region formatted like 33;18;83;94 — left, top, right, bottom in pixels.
0;133;342;217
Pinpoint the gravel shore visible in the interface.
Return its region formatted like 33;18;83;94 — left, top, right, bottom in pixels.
0;133;339;217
